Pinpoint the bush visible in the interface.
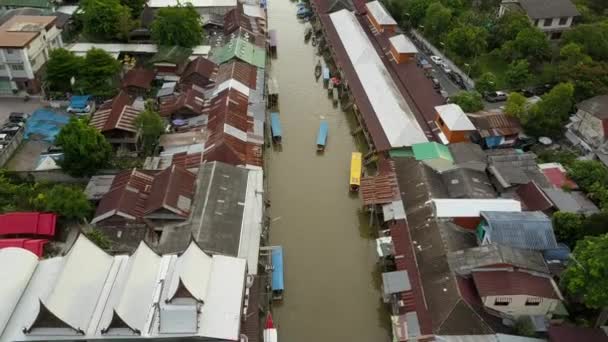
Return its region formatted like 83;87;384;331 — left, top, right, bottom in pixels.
450;91;484;112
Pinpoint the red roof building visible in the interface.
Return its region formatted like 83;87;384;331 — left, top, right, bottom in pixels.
216;60;257;89
0;212;56;237
90;91;142;149
0;238;47;257
548;325;608;342
160;86;207;119
180;57;218;90
538;163;578;189
121;68;156;96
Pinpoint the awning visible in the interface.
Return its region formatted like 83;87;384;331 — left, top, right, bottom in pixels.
271;247;284;291
270;113;282;138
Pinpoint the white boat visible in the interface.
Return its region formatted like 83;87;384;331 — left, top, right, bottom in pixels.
263;312;278;342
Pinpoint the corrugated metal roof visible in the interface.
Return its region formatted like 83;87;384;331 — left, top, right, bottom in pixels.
382;270;411;296
360;171;399;205
148;0;236;7
433;199;521;218
472;270;559;299
436;104;475;131
212;36;266;68
480;211;558;250
447;243;549;276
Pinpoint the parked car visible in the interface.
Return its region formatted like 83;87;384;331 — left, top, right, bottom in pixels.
532;84;553;96
448;72;466;89
440;63;452;73
484;91;508;102
431;78;441;89
519;88;535;97
430;55;443;64
9;112;28;123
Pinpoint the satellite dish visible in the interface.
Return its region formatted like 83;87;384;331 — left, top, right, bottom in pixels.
538;137;552;145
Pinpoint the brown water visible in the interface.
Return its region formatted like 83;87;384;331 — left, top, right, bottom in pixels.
267;2;391;341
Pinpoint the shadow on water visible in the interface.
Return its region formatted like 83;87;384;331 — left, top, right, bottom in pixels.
376;299;393;331
371;261;383;291
357;209;376;239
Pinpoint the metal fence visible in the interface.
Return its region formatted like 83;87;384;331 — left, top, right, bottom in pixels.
0;128;24;168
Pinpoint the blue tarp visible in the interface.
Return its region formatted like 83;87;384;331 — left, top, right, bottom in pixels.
271;112;282;138
24;109;70;142
69;95;90;109
322;67;330;80
317;120;328;146
271;246;284;291
484;136;503;148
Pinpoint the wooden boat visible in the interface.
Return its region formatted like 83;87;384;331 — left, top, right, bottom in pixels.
322;67;330;86
314;61;322;79
328;80;334;94
270;112;282;144
350;152;362;192
263;312;278;342
304;23;312;42
316;120;328;152
332;87;339;103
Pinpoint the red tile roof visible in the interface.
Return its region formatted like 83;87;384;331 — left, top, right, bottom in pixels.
0;212;56;237
472;270;559;299
548;325;608;342
90;91;141;133
469;112;522;138
516;181;554;211
542;167;578;189
122;68;156;90
0;238;48;257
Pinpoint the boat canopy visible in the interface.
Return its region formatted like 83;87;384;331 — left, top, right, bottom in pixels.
270;113;282;138
322;67;330;80
269;30;277;47
271;246;284;291
317;121;328;146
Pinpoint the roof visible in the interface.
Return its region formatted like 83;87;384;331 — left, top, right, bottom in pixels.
212;36;266;68
469;112;522;138
433;199;521;218
441;168;496;199
543;188;599;214
148;0;237;7
0;0;51;8
143;164;197;217
487;150;549;189
90;91;141;133
360;161;399;205
0;234;247;341
159;86;206;117
577;95;608;119
448;243;549;275
121;68;156;90
0;247;38;334
480;211;558;250
328;10;428;149
84;175;116;201
382;270;411;296
0;212;56;236
448;142;487;172
518;0;579;19
0;15;56;48
0;239;47;257
366;0;397;25
516;182;554;212
436;104;475;131
547;325;608;342
538;163;578;189
413;141;453;161
216;60;258;88
472;270;559;299
149;45;192;66
181;57;219;87
389;34;417;54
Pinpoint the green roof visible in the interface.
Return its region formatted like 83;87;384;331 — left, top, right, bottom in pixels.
212;37;266;68
148;46;192;65
389;148;414;158
0;0;51;8
412;142;453;161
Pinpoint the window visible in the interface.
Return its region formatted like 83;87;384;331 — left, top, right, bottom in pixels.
494;297;512;306
559;17;568;25
534;19;539;26
5;49;14;54
10;64;24;71
526;297;542;306
544;18;553;27
551;32;563;40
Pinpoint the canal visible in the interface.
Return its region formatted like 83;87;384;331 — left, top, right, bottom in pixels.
266;1;391;341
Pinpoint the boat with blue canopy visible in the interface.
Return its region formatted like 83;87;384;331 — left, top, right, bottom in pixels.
271;112;282;144
296;6;311;18
316;120;328;152
322;67;330;84
271;246;284;300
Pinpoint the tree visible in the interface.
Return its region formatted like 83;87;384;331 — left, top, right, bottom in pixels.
552;211;584;248
492;12;532;47
151;4;203;47
446;24;488;59
45;48;83;93
55;118;112;177
423;2;452;42
450;91;483;113
505;59;530;89
562;234;608;309
524;82;574;137
136;104;165;156
502;28;550;63
560;42;592;67
563;22;608;61
86;229;112;250
41;185;92;221
475;72;497;94
403;0;433;28
583;212;608;237
121;0;146;18
558;60;608;101
568;160;608;193
77;48;121;98
81;0;134;41
505;92;527;120
514;316;536;337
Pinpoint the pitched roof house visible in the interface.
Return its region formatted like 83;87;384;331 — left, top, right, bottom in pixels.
569;95;608;148
469;112;522;148
159;86;207;118
121;68;156;96
478;211;558;251
498;0;579;40
89;91;143;149
180;56;218;90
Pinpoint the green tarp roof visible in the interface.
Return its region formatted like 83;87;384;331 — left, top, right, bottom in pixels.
412;142;453;161
0;0;51;8
212;37;266;68
148;46;192;65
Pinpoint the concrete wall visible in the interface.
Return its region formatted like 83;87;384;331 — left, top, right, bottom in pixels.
0;128;24;167
482;294;559;318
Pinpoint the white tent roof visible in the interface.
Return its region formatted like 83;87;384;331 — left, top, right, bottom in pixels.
389;34;418;54
0;248;38;337
432;198;522;218
435;104;476;131
147;0;236;8
366;1;397;25
243;4;265;18
167;241;213;302
330;10;427;148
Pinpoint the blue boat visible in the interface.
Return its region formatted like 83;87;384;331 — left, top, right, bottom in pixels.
296;6;311;18
271;246;284;300
322;67;330;84
270;112;282;143
316;120;328;151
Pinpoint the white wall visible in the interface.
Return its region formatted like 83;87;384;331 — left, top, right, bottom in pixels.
533;16;573;31
483;294;559;318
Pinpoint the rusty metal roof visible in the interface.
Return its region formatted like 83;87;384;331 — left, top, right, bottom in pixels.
469;112;522;138
121;68;156;90
90;91;141;133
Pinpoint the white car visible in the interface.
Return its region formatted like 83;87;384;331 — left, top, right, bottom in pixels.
430;55;443;64
440;63;451;73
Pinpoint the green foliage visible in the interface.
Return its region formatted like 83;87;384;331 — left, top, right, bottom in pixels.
514;316;536;337
562;234;608;309
76;48;122;98
86;229;112;250
502;28;550;64
45;49;83;94
536;149;578;166
81;0;134;41
135;103;165;156
505;92;527;120
505;59;530;89
446;24;488;59
39;185;92;221
558;60;608;101
553;212;584;248
450;91;483;113
151;4;203;47
568;160;608;209
121;0;146;18
563;22;608;61
423;2;452;42
560;42;593;67
524;82;574;137
491;12;532;47
402;0;433;28
55;118;112;177
475;72;497;93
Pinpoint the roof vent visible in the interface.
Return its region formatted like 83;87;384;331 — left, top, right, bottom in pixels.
240;334;249;342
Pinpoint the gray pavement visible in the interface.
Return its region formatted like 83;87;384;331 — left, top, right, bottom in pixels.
0;97;42;124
